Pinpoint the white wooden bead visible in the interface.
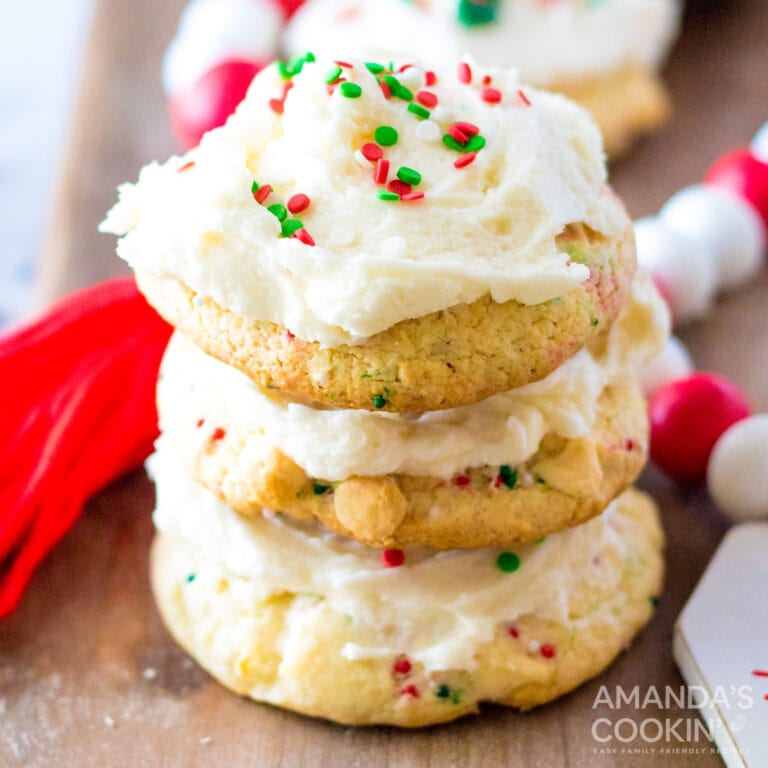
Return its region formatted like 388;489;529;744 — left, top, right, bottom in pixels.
634;216;718;324
639;336;694;397
751;121;768;163
708;415;768;521
661;184;765;292
163;0;283;94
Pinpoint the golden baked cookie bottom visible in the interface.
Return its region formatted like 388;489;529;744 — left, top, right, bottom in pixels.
150;487;663;727
166;380;648;549
137;222;636;414
553;62;670;158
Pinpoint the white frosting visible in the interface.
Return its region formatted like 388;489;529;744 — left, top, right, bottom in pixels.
285;0;680;87
150;443;660;671
158;273;668;481
102;55;628;347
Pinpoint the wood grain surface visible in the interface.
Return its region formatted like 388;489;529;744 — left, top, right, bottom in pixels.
3;1;767;766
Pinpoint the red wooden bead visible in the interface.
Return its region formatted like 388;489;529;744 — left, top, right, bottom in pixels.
649;373;751;484
170;58;265;149
705;148;768;230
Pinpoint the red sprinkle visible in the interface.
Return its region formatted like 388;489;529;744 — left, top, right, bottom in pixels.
416;90;438;108
177;161;196;172
400;684;420;698
254;184;272;204
292;228;315;246
361;142;384;161
284;329;295;341
287;193;311;214
393;657;412;676
752;670;768;677
374;158;390;185
398;63;415;72
382;548;405;568
196;418;205;428
425;70;437;86
211;427;226;442
448;124;470;144
268;98;284;114
482;75;492;86
335;60;354;68
508;626;520;639
494;475;505;488
455;475;471;487
625;438;636;451
454;152;477;169
540;644;557;659
517;89;531;107
388;179;412;196
481;88;502;104
400;192;424;202
380;80;392;99
455;121;480;137
457;62;472;84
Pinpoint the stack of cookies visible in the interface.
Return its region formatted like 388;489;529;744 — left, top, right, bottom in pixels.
102;52;669;726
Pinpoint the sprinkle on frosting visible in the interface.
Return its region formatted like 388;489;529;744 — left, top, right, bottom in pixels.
496;551;521;573
382;548;405;568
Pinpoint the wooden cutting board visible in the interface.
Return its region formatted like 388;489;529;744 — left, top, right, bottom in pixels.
4;1;768;766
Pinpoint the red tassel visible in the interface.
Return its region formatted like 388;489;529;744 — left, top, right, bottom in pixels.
0;278;172;618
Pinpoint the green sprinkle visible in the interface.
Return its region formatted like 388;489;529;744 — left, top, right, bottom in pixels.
340;82;362;98
442;134;465;152
324;65;342;83
450;688;463;705
287;54;307;76
295;490;303;499
534;537;546;545
251;180;259;194
268;203;287;222
435;684;451;699
466;134;486;152
407;103;430;120
650;595;660;607
591;318;599;326
185;573;196;583
382;74;400;93
374;125;398;146
276;60;291;80
281;219;304;237
496;551;521;573
377;190;400;202
499;464;518;489
372;393;388;408
457;0;499;26
360;373;372;379
304;51;316;63
397;166;422;186
313;483;330;495
365;61;385;74
395;84;414;101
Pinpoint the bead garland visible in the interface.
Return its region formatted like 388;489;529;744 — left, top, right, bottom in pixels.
639;121;768;521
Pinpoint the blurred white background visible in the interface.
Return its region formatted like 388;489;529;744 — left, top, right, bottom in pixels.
0;0;94;325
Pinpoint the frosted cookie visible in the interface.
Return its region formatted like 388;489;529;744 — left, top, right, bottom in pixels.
157;273;668;548
285;0;680;155
149;445;664;727
102;54;636;413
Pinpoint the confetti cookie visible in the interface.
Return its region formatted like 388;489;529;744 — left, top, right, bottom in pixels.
102;54;636;413
285;0;680;155
156;273;668;548
149;445;664;727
